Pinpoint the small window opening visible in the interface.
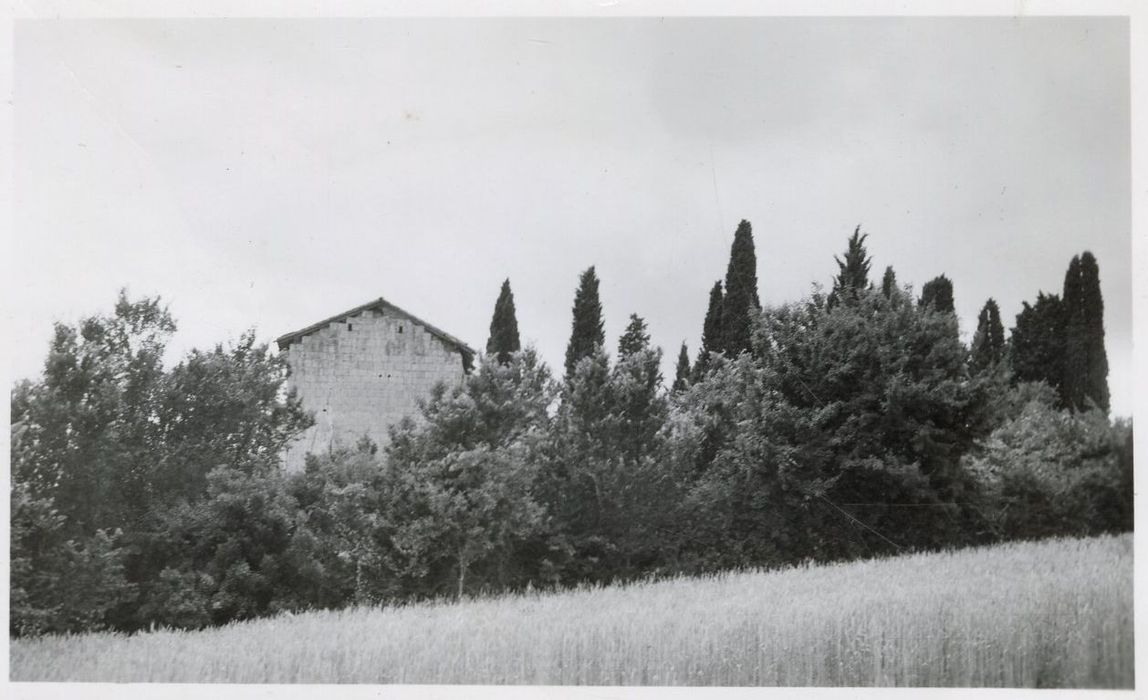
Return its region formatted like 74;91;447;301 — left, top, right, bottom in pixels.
398;325;404;334
347;323;354;332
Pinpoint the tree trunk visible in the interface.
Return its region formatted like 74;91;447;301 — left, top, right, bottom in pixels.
457;548;468;600
355;555;364;604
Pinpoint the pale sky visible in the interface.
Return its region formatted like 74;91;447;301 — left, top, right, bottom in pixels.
12;17;1133;415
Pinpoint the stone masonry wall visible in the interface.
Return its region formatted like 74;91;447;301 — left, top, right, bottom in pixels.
281;307;467;471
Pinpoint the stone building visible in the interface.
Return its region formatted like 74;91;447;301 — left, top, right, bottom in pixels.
276;296;475;471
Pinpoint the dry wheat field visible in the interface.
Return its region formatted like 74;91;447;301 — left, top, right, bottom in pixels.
10;534;1133;687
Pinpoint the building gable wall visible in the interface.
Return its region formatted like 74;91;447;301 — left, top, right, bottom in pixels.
281;306;466;471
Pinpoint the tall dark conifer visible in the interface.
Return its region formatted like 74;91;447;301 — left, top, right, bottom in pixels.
618;314;650;359
1061;255;1086;409
1078;252;1110;413
829;226;872;307
485;279;521;365
1010;291;1065;394
672;342;690;393
919;275;955;314
881;266;897;299
1062;252;1110;412
720;220;760;356
694;281;724;376
970;298;1006;373
564;266;605;381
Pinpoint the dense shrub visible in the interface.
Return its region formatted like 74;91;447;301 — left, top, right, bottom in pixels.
667;287;1001;571
133;466;301;628
10;481;134;636
381;348;557;598
963;389;1132;540
538;338;684;585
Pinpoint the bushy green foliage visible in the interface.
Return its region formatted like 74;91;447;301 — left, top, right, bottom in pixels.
674;287;997;569
540;332;681;584
152;331;311;503
11;293;310;533
11;292;176;534
285;441;389;606
963;388;1131;539
383;349;558;597
135;568;217;631
10;291;311;635
136;466;301;628
10;481;134;636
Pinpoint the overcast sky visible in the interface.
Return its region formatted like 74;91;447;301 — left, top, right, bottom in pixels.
13;17;1132;415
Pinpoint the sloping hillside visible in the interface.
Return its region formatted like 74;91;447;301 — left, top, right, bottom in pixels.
11;534;1133;687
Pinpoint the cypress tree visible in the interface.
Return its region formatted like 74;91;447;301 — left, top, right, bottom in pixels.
672;342;690;393
694;280;724;376
720;220;760;356
1010;291;1065;395
829;225;872;307
564;266;605;381
618;314;650;359
919;275;955;314
1079;252;1110;413
970;298;1006;373
485;279;521;365
1061;255;1086;410
1062;252;1110;412
881;266;897;299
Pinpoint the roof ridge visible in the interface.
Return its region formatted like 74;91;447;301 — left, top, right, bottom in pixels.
275;296;476;361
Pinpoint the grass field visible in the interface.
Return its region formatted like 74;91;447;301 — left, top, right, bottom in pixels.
10;534;1133;687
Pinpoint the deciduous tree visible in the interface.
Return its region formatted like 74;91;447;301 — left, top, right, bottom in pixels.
10;291;175;534
382;349;557;597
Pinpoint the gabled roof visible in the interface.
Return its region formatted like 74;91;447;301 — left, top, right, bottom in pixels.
275;296;476;367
